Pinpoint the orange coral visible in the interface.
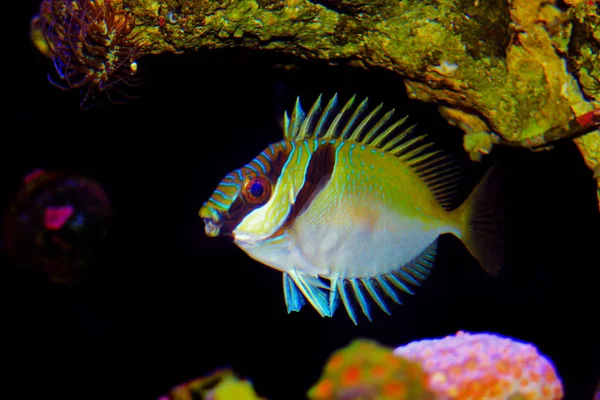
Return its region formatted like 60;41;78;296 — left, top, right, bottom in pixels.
393;331;563;399
308;339;436;400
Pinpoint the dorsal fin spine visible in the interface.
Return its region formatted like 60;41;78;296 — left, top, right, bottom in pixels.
378;125;412;152
341;97;369;140
313;93;338;139
430;176;463;192
371;116;408;148
324;95;356;139
391;134;427;158
406;149;443;166
299;94;323;139
416;160;455;176
422;166;463;184
288;97;305;140
397;142;436;162
362;109;395;145
284;111;290;138
348;103;384;142
282;94;466;210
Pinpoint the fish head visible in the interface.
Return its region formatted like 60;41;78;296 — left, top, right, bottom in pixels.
200;141;294;245
199;168;273;239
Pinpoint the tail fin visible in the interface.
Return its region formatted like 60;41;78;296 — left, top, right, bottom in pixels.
455;164;505;276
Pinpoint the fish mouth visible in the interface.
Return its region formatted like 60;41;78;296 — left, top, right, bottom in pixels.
199;205;224;237
202;217;222;237
232;233;259;246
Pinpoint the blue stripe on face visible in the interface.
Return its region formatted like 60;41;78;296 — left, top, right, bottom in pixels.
208;197;228;209
213;189;234;200
246;164;259;174
256;156;268;173
219;182;238;188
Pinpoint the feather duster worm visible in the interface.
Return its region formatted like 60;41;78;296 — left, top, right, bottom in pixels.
37;0;143;108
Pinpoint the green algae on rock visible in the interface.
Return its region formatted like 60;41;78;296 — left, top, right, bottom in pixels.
30;0;600;208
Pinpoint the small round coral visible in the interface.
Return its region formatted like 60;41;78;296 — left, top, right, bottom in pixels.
34;0;143;108
393;331;564;399
158;369;265;400
308;339;436;400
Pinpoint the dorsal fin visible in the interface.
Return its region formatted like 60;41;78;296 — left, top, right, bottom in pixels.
281;93;467;210
283;97;306;140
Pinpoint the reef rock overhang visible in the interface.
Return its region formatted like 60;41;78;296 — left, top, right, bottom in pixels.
31;0;600;208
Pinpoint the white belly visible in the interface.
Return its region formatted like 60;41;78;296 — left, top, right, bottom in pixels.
291;200;443;279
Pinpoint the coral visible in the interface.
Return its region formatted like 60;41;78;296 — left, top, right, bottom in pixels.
308;339;436;399
29;0;600;207
393;331;564;399
159;334;566;399
2;169;112;284
158;369;265;400
34;0;143;108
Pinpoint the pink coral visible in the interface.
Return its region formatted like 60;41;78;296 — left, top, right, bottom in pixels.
393;331;563;399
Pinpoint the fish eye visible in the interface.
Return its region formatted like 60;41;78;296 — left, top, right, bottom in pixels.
242;176;272;205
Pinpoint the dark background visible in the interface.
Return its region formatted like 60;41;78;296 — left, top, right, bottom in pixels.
3;1;599;399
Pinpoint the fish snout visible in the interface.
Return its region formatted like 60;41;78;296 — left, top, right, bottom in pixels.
203;218;222;237
199;205;223;237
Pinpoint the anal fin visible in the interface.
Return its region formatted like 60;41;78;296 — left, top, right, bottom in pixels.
332;240;438;324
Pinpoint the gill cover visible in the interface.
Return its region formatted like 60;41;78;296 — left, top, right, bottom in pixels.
234;140;318;242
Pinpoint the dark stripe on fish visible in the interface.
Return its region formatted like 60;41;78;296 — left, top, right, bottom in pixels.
285;142;336;225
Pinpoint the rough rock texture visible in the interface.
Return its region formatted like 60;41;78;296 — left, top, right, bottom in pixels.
31;0;600;207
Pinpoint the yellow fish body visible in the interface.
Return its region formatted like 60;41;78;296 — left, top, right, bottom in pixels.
200;94;504;324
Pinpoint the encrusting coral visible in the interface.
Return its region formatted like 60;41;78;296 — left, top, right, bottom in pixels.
159;332;564;399
393;331;563;399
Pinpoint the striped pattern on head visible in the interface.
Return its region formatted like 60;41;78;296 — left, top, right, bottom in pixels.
199;141;291;236
233;137;338;242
